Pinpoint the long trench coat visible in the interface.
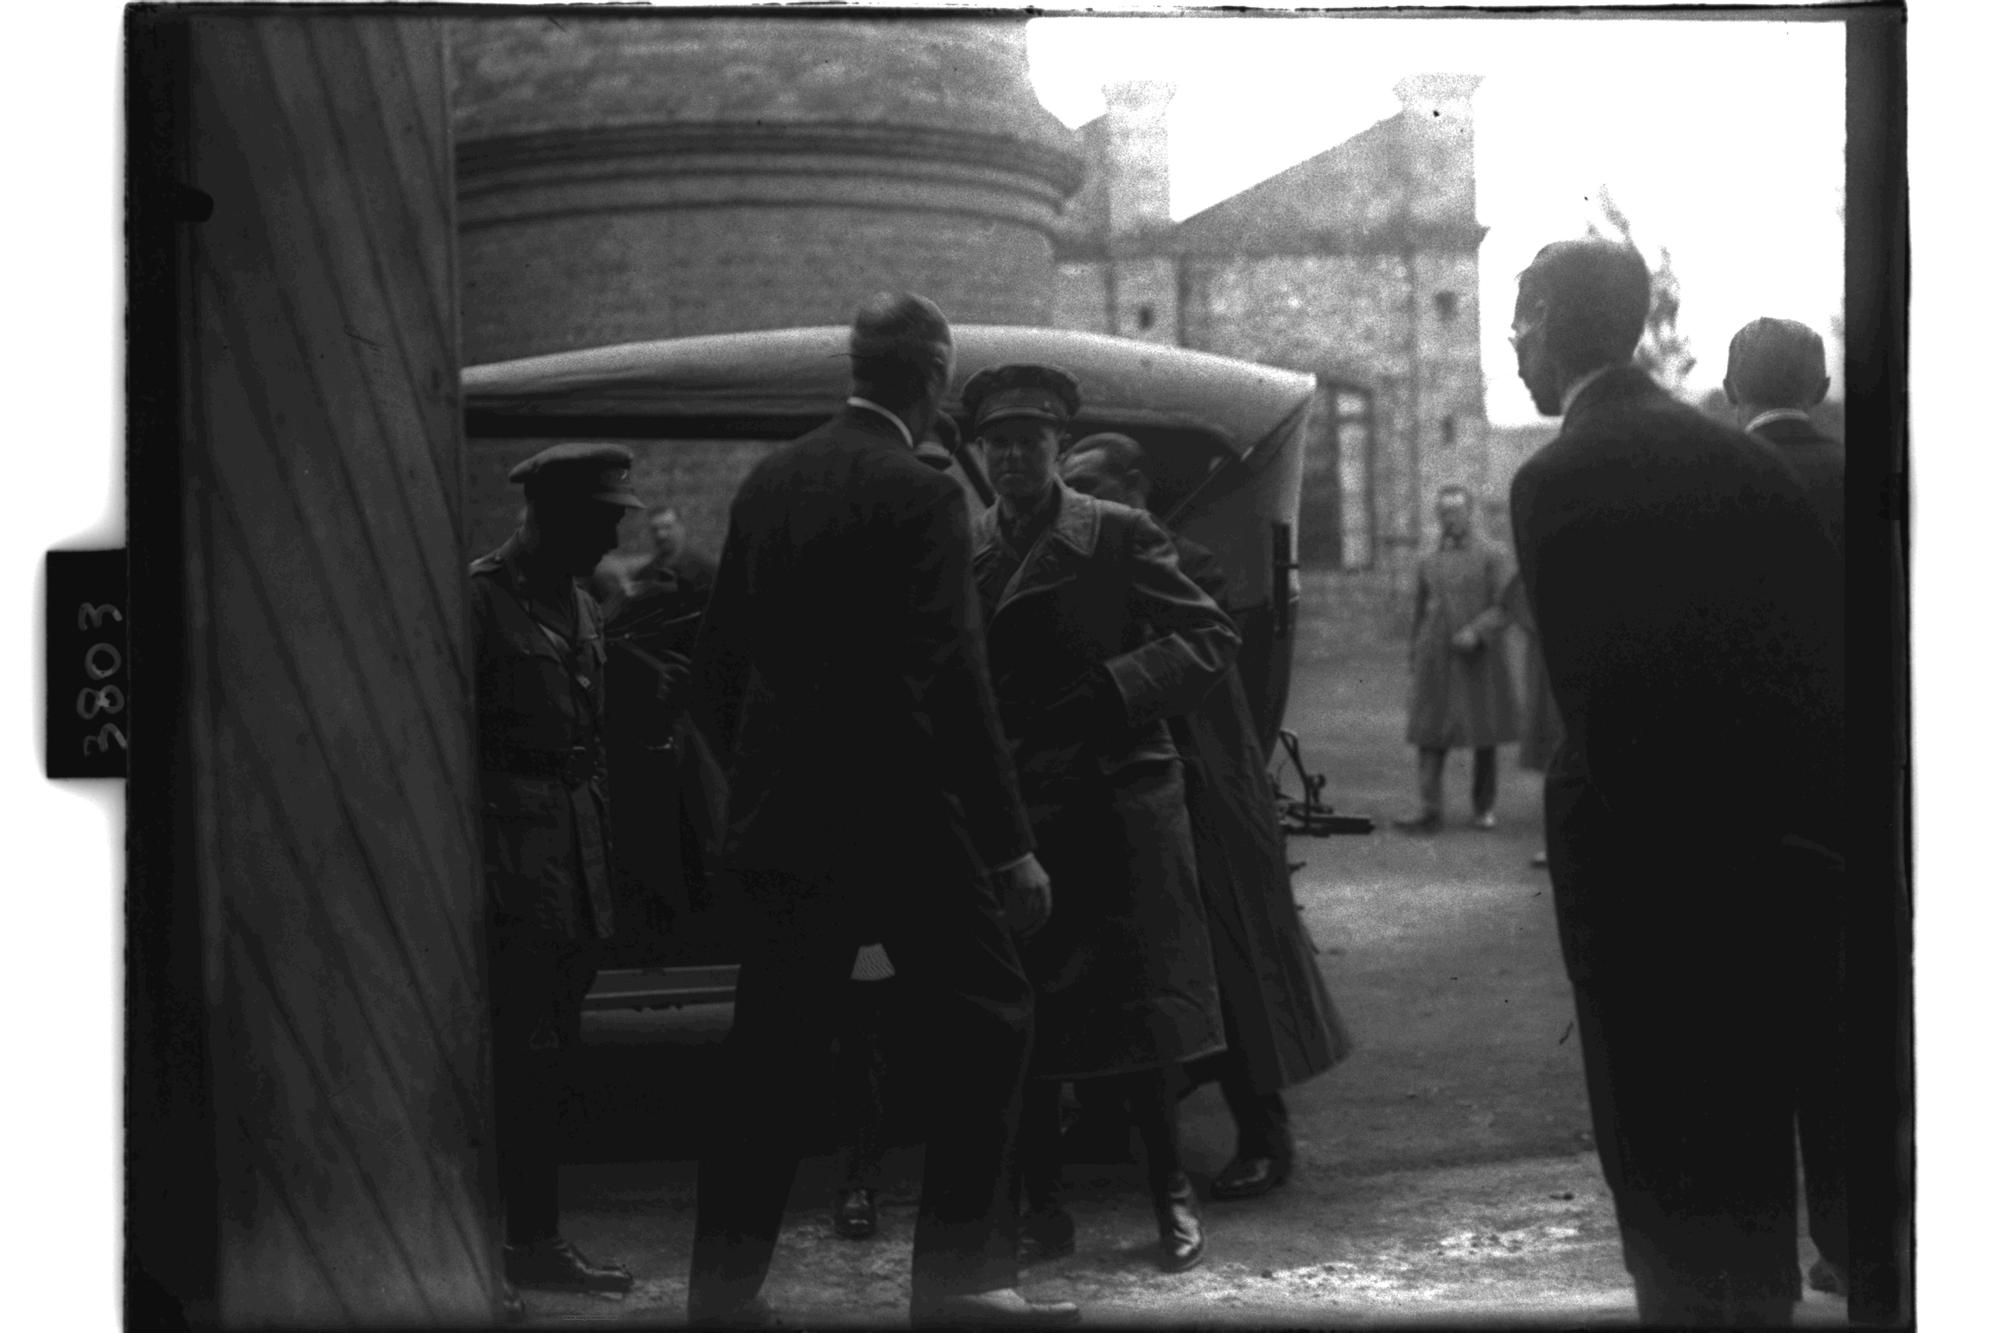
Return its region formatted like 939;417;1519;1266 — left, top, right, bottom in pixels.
1406;534;1520;749
971;484;1236;1081
1171;538;1353;1093
1501;573;1563;773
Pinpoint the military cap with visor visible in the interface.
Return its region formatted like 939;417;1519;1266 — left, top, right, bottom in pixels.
962;363;1083;434
508;442;645;508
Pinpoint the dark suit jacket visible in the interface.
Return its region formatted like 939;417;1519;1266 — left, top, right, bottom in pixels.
1510;369;1844;978
693;406;1033;894
1751;414;1845;558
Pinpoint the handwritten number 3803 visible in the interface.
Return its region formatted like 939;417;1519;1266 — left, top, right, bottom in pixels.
75;601;129;758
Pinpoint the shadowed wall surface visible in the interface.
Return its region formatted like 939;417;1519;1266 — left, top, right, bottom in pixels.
174;13;495;1324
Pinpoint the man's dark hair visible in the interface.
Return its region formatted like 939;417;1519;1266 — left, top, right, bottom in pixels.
849;291;953;411
1726;317;1828;408
1517;239;1652;373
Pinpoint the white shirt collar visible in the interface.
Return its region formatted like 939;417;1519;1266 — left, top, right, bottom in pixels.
1744;408;1814;434
846;396;914;450
1560;362;1622;416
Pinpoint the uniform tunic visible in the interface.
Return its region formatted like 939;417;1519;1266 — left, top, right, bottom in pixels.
1406;534;1520;749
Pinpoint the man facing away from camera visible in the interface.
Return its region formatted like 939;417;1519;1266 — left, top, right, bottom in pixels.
1508;238;1845;1326
1725;315;1845;558
682;291;1079;1329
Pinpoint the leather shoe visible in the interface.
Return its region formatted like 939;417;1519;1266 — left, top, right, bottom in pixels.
912;1287;1082;1328
1152;1172;1205;1273
690;1293;785;1328
1471;810;1497;830
1392;812;1442;835
1211;1151;1291;1201
1018;1204;1076;1264
498;1281;526;1323
503;1236;633;1295
833;1186;877;1240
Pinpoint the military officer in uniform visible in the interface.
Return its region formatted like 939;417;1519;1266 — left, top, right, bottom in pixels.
471;443;642;1296
966;365;1236;1274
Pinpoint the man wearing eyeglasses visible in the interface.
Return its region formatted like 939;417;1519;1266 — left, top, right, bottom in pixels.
1507;239;1845;1326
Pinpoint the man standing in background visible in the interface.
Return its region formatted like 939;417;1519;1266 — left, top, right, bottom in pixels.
1393;485;1519;835
471;444;644;1300
1725;316;1845;556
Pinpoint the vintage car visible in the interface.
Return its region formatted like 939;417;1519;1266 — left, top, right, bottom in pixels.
463;326;1320;1007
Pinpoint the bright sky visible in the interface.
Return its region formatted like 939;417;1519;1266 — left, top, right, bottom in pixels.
1026;15;1846;426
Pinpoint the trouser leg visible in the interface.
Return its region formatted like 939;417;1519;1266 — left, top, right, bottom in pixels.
838;979;896;1191
1472;746;1498;816
1118;1068;1184;1189
883;874;1035;1307
1417;748;1446;816
1217;1052;1290;1160
688;876;853;1319
1013;1080;1064;1215
491;938;592;1246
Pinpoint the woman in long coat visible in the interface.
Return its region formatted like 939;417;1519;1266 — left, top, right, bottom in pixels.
965;363;1236;1274
1061;434;1351;1201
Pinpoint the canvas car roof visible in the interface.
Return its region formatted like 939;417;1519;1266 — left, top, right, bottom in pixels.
463;325;1318;461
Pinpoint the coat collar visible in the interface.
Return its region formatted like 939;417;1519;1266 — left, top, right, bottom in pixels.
972;480;1102;562
973;482;1106;613
1560;364;1665;435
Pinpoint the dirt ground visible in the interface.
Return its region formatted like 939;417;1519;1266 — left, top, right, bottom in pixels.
522;637;1849;1327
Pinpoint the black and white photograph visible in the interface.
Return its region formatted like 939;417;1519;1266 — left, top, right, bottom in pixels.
11;0;1959;1328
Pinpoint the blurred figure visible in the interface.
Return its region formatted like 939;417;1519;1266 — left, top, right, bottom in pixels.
1501;572;1562;870
685;293;1075;1329
831;942;900;1241
1060;433;1352;1203
966;365;1237;1274
1509;238;1844;1325
1725;317;1844;557
470;444;641;1298
1393;486;1519;835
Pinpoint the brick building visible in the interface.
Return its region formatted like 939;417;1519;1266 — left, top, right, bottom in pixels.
450;14;1083;556
1052;75;1495;594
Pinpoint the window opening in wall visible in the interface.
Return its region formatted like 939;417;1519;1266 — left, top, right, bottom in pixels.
1135;303;1156;332
1433;291;1458;321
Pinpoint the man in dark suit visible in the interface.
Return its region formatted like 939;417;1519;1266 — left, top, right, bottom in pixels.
1508;239;1845;1325
684;293;1079;1329
1726;316;1845;556
1727;314;1852;1300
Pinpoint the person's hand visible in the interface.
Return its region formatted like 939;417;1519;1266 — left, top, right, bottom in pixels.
994;854;1053;938
1451;627;1481;653
656;650;694;709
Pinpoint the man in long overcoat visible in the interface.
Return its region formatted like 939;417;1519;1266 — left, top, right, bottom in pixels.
1508;238;1846;1325
1394;486;1519;834
471;444;642;1298
966;365;1236;1274
683;294;1077;1330
1059;432;1351;1203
